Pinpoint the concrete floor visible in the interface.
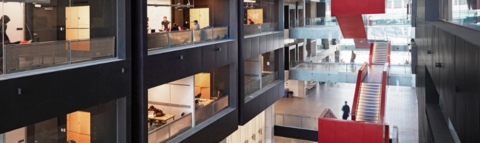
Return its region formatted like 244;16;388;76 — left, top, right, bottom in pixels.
274;82;418;142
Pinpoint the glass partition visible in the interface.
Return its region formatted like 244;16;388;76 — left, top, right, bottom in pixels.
0;99;119;143
147;0;230;52
0;0;118;75
244;0;280;36
245;51;279;101
275;114;318;130
442;0;480;31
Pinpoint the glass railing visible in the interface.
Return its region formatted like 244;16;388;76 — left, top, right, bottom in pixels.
261;71;278;89
148;113;192;143
244;22;278;36
2;37;115;74
147;26;229;51
275;113;318;130
288;62;360;83
445;9;480;31
290;17;338;28
362;14;411;26
195;95;229;125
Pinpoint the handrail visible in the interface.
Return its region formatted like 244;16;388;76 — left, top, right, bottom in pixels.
387;42;391;65
368;43;374;65
380;62;389;124
351;62;369;121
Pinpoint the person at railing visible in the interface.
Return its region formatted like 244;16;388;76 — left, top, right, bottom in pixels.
195;100;204;110
351;50;356;68
342;101;350;120
248;19;254;25
193;20;200;30
161;16;170;31
1;15;10;44
171;23;180;31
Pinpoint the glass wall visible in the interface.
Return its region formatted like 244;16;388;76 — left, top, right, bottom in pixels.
244;51;278;101
147;0;230;51
444;0;480;31
244;0;279;36
0;99;119;143
0;0;118;75
147;65;230;143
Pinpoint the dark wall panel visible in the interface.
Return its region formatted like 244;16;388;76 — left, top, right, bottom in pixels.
216;42;229;67
251;37;260;57
260;36;267;54
465;42;479;142
202;45;217;71
228;41;238;64
455;36;466;141
243;38;252;60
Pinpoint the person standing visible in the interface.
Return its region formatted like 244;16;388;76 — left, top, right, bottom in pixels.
161;16;170;31
193;20;200;30
342;101;350;120
248;19;254;25
350;50;356;67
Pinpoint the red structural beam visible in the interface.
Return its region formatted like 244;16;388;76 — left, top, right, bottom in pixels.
331;0;385;16
387;42;391;65
336;15;367;39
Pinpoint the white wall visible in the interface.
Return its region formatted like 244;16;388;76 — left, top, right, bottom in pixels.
0;2;25;42
5;127;26;143
148;76;194;119
289;80;305;97
225;111;266;143
147;0;171;31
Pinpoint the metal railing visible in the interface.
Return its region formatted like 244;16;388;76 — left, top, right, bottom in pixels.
195;95;229;125
275;113;319;130
445;9;480;31
147;26;229;51
2;37;115;74
244;22;278;36
148;113;192;143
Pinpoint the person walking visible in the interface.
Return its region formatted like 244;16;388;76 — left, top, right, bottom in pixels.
342;101;350;120
350;50;356;67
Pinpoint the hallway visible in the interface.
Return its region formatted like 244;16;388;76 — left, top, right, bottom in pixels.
274;83;418;142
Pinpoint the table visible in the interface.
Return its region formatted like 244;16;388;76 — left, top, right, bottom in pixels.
148;114;175;123
198;99;214;106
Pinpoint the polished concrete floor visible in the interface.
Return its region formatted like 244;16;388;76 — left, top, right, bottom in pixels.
274;82;418;142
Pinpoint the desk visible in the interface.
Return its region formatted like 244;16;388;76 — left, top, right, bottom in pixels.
148;114;175;122
198;99;214;106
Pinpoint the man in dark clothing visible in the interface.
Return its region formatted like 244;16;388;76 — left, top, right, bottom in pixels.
342;101;350;120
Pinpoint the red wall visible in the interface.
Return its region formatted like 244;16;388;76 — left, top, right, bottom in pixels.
331;0;385;15
318;118;385;143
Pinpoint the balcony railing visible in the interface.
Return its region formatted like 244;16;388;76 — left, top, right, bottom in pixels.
195;95;229;125
244;22;278;36
1;37;115;74
275;113;318;130
148;113;192;143
147;26;229;51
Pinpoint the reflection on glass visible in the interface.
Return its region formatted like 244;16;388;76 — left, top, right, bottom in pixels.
244;51;278;101
0;0;118;75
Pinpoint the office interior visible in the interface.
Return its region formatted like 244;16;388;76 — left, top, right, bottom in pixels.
147;65;230;143
243;0;280;35
0;99;119;143
0;0;118;74
146;0;230;50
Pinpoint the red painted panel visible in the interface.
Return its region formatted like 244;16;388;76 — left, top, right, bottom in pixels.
336;15;367;39
349;122;364;143
336;122;350;143
332;0;384;15
318;119;323;142
363;124;381;143
369;43;374;65
324;119;337;143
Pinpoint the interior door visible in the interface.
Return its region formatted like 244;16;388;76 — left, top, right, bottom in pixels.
190;8;209;29
67;111;91;143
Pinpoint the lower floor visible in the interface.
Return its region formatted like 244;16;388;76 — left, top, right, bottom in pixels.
274;82;419;142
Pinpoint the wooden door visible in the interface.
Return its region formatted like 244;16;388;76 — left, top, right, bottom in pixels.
67;111;91;143
190;8;209;29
